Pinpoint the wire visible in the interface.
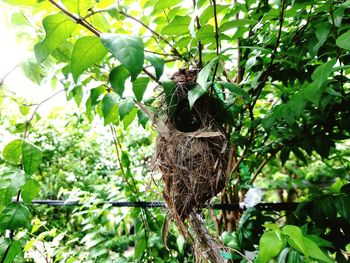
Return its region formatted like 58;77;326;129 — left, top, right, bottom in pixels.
27;200;299;211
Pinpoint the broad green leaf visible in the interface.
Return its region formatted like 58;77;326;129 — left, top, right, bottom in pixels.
303;82;321;106
0;167;25;198
336;30;350;50
62;0;95;16
145;54;164;80
134;235;147;258
258;230;286;263
303;237;333;263
21;179;40;203
161;16;191;36
188;57;219;109
101;33;144;81
0;203;30;230
102;93;119;125
2;139;22;165
119;99;135;120
218;81;251;102
0;239;22;263
282;225;308;260
197;56;219;89
34;14;77;63
220;19;257;32
0;188;17;206
71;36;108;83
199;5;228;25
22;142;42;175
132;77;149;101
335;195;350;223
311;59;336;87
20;60;46;84
137;109;149;127
154;0;182;11
123;108;138;129
109;65;130;96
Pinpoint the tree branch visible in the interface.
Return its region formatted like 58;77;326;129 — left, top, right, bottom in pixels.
211;0;220;83
250;0;286;109
193;0;202;68
48;0;101;37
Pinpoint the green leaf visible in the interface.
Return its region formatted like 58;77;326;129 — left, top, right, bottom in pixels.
311;59;336;87
154;0;182;11
282;225;308;260
123;108;138;129
188;57;219;109
303;237;333;263
303;82;321;106
161;16;191;35
335;195;350;223
134;235;147;258
137;109;149;127
22;142;42;175
0;240;22;263
34;14;77;63
132;77;149;101
20;60;46;84
220;19;257;32
101;33;144;81
336;29;350;50
109;65;130;96
0;203;30;230
258;230;286;263
197;56;219;89
62;0;95;16
0;167;25;191
2;139;22;165
102;93;119;126
21;178;40;203
71;36;108;83
119;99;135;120
218;81;251;102
145;54;164;80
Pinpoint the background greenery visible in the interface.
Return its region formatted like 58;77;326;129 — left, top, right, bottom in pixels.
0;0;350;262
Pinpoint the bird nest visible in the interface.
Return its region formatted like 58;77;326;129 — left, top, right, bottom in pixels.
155;68;231;220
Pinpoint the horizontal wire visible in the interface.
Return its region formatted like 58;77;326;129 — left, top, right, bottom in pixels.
21;200;299;211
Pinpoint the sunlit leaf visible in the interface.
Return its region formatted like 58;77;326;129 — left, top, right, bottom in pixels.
34;14;77;63
0;203;30;230
21;178;40;203
2;139;22;165
161;16;191;35
71;36;108;83
145;54;164;80
101;33;144;81
132;77;149;101
22;142;42;175
102;93;119;125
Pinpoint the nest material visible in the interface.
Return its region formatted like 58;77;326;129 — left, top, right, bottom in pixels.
156;68;231;220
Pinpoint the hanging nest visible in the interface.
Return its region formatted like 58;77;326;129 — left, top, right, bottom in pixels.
155;68;233;261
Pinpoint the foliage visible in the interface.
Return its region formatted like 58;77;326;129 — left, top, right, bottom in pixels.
0;0;350;262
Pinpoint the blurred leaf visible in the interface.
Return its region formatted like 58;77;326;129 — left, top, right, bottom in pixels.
34;14;77;63
0;239;22;263
22;142;42;175
145;54;164;80
71;36;108;83
258;230;286;263
132;77;149;102
102;93;119;125
123;108;138;129
0;203;30;230
303;236;333;263
101;33;144;81
109;65;130;97
336;30;350;50
188;57;219;109
335;195;350;223
2;139;22;165
119;99;135;120
21;178;40;203
219;81;251;102
161;15;191;35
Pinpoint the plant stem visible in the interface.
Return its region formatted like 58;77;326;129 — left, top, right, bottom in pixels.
251;0;286;109
192;0;202;68
211;0;220;83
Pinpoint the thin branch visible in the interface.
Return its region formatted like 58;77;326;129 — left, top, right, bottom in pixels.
48;0;100;37
145;49;173;57
0;65;18;86
211;0;220;83
143;67;161;84
250;148;279;184
192;0;202;68
251;0;286;109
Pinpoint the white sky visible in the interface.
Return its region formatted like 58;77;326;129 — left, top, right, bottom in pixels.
0;12;67;115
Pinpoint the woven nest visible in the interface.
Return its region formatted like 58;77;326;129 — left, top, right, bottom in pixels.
155;68;231;220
